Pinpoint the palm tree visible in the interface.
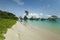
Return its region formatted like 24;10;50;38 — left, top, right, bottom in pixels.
25;10;29;16
24;10;29;20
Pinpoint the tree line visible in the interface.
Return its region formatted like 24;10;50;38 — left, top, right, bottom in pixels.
0;10;18;20
20;10;58;21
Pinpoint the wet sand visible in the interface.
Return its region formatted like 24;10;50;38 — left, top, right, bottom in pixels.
4;21;60;40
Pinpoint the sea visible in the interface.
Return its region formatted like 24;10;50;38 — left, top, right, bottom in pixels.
22;19;60;34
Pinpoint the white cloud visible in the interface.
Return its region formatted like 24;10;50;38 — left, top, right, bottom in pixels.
39;13;43;18
46;15;51;17
39;13;43;16
23;12;52;18
13;0;24;5
27;13;40;18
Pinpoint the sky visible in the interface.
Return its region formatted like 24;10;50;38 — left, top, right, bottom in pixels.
0;0;60;17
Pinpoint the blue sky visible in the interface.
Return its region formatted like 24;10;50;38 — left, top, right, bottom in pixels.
0;0;60;17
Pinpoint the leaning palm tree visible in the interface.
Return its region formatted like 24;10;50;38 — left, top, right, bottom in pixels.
25;10;29;16
24;10;29;21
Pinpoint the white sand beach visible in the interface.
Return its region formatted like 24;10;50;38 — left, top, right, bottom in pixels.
4;21;60;40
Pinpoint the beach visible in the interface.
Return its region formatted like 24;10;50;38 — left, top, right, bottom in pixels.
4;21;60;40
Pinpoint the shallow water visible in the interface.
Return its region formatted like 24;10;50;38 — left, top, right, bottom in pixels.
22;20;60;34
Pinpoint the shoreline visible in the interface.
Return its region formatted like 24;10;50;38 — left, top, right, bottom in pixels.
4;21;60;40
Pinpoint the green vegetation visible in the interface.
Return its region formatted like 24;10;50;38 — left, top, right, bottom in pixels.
24;10;29;20
23;10;58;21
41;18;46;21
0;10;18;20
30;16;34;20
24;16;28;21
30;16;39;20
0;10;18;40
0;18;16;40
48;15;58;21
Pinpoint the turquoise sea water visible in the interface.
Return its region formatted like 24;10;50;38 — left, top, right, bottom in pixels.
23;19;60;34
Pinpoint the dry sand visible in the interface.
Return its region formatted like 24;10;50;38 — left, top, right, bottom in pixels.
4;21;60;40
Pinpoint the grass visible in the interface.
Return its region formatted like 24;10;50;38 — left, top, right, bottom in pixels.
0;18;17;40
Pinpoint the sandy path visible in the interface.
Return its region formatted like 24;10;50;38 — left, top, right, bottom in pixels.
4;21;60;40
